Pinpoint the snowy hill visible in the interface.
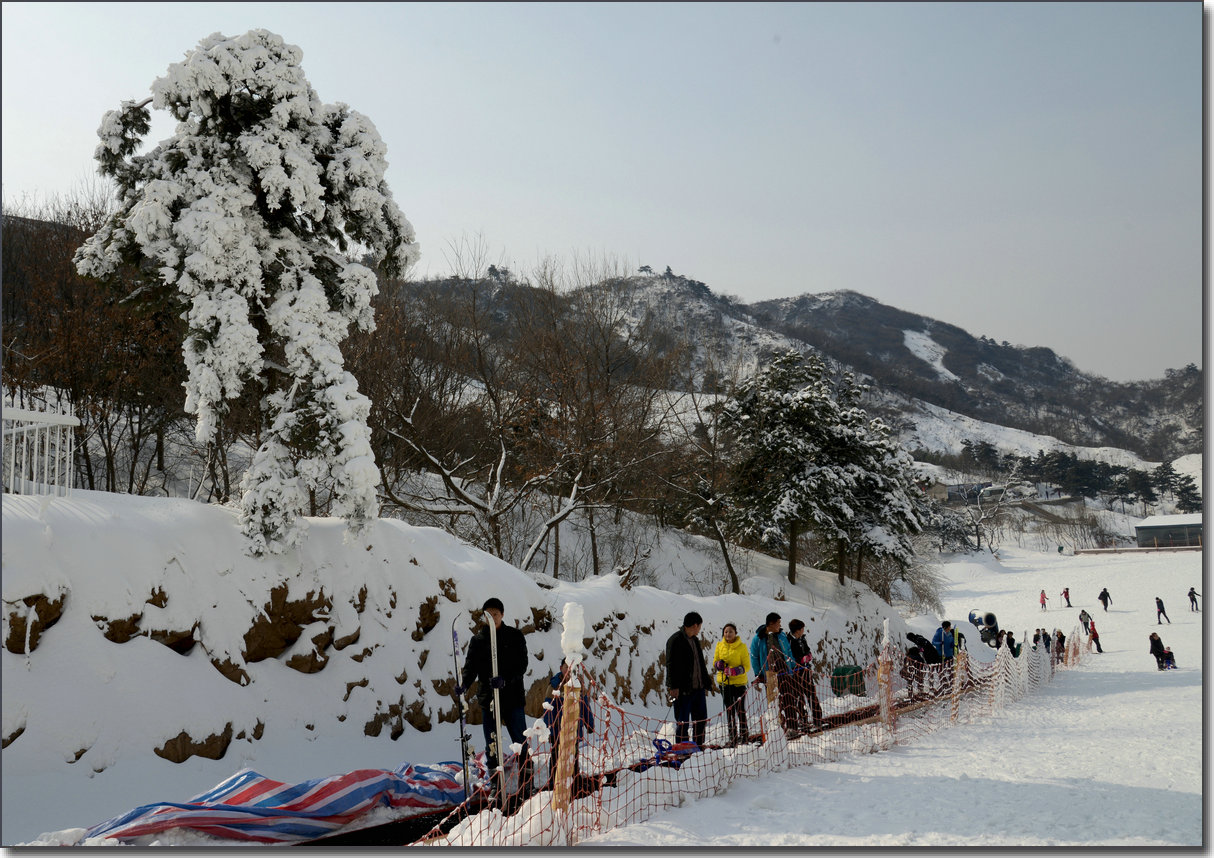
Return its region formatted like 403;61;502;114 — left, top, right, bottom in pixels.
1;489;910;845
610;274;1201;463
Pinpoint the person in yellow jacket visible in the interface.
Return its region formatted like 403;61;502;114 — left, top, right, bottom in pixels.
713;623;752;746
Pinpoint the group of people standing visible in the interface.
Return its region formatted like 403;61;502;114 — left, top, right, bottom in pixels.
665;610;826;748
455;579;1203;803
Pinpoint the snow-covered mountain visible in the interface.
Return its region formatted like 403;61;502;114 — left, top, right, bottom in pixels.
613;273;1202;464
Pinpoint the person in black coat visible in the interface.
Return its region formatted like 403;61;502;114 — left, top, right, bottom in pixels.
901;637;929;697
1148;632;1167;670
460;597;531;786
1155;597;1171;625
1098;588;1111;611
665;611;714;747
787;619;823;728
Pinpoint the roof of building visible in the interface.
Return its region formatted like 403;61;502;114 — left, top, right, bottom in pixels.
1134;514;1203;529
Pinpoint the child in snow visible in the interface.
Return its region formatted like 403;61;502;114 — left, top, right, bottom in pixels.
1039;590;1049;611
1087;620;1104;653
1162;648;1177;669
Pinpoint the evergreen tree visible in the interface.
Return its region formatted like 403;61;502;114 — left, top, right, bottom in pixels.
1151;461;1179;500
1173;475;1202;514
75;30;418;554
718;349;926;585
1125;469;1158;517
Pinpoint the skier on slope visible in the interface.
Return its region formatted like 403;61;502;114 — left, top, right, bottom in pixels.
459;597;532;798
1087;619;1104;653
1155;597;1171;625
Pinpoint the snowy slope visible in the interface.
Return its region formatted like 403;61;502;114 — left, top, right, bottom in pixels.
582;547;1204;847
1;489;907;845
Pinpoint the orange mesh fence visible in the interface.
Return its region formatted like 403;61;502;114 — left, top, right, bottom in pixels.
419;623;1087;846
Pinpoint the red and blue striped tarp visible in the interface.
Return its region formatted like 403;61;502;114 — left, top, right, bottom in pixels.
81;761;467;844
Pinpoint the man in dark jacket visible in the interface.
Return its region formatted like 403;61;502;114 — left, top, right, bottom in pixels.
1098;588;1111;611
460;597;531;793
665;611;713;747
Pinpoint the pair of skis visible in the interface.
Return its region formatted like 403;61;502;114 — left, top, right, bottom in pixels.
451;614;508;804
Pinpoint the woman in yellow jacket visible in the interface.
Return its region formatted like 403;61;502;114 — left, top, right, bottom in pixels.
713;623;751;747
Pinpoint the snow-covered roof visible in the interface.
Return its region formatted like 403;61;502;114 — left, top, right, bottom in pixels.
1135;514;1202;529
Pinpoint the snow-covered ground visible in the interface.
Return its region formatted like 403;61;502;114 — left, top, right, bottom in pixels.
583;547;1204;848
6;507;1201;848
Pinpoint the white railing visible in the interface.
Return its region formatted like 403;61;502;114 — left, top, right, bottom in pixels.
3;405;80;497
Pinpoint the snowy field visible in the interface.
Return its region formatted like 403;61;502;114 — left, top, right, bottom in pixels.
582;547;1204;848
7;542;1201;848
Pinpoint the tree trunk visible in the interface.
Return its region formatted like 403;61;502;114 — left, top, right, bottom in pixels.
787;523;798;585
552;522;561;579
836;538;847;586
711;520;741;594
588;506;600;576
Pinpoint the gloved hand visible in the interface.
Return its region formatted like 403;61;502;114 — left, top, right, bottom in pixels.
713;660;726;672
454;685;465;695
490;677;506;689
801;655;812;665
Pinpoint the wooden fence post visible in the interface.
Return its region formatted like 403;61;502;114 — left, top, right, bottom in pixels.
552;678;583;845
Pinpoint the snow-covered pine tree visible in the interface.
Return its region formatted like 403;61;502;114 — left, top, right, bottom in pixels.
75;30;418;554
719;350;856;584
719;350;929;586
830;373;930;584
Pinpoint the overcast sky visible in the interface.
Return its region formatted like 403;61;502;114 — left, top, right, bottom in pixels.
1;2;1202;382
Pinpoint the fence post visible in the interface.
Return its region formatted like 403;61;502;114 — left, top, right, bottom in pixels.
878;621;898;742
552;677;583;845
